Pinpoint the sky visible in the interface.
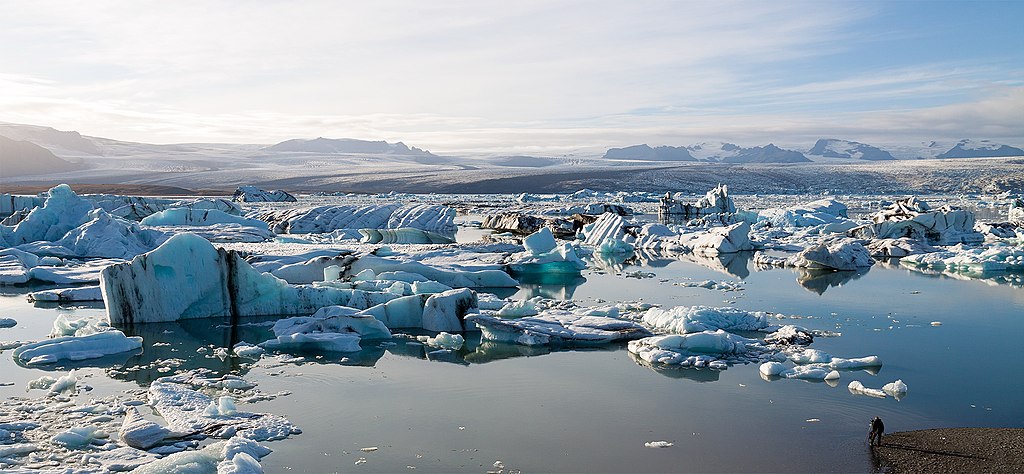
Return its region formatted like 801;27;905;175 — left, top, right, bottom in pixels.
1;0;1022;153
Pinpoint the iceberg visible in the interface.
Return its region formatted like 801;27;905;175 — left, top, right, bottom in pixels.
688;222;754;255
582;213;632;253
0;184;94;246
232;185;296;202
359;288;478;332
787;239;874;270
359;227;456;244
251;203;455;235
119;406;180;449
346;254;518;288
468;310;651;346
101;234;400;324
28;285;102;302
12;330;143;365
642;305;771;333
18;209;167;259
900;244;1024;274
629;331;769;369
866;238;937;258
481;212;578;237
759;361;840;381
260;306;392;353
506;227;587;275
658;184;736;217
882;379;909;400
848;380;887;398
848;197;984;245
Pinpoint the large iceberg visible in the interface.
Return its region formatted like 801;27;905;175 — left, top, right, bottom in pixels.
0;184;94;246
848;197;983;245
658;184;736;217
505;227;587;275
787;239;874;270
251;203;456;236
642;305;771;333
261;306;392;353
18;209;167;259
359;288;479;332
101;234;398;324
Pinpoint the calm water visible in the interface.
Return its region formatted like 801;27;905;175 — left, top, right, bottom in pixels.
1;247;1022;472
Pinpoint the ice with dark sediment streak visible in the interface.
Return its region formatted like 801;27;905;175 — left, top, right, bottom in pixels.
101;234;400;324
232;185;296;202
28;285;103;302
848;196;984;245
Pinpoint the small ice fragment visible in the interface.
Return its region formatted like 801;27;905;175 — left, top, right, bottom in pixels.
806;418;820;423
355;457;367;465
458;426;466;430
882;379;909;400
644;441;674;448
360;447;378;452
930;321;942;326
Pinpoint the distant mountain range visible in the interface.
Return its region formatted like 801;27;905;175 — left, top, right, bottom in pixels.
603;144;695;161
607;142;811;163
0;135;84;177
808;139;895;160
935;139;1024;159
266;137;434;156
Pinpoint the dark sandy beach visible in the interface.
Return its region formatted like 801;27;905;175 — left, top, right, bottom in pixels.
874;427;1024;473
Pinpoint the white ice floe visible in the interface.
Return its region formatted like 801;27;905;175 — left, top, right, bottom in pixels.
632;222;753;255
359;227;456;244
468;309;651;346
495;299;539;317
261;306;392;353
270;253;357;284
882;379;909;400
629;331;769;369
232;342;266;358
642;305;770;334
133;436;272;474
849;197;984;245
763;325;814;345
900;243;1024;274
101;234;404;324
759;362;840;381
12;330;143;365
51;313;111;337
786;349;881;369
232;185;296;202
848;380;887;398
0;184;94;247
866;238;937;258
51;425;108;449
419;332;466;350
149;377;299;441
28;285;103;302
119;406;180;449
505;227;586;275
347;254;518;288
758;199;850;229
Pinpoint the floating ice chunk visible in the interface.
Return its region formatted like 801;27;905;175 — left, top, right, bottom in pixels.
0;248;39;285
28;285;103;302
882;379;908;400
0;318;14;328
496;299;539;317
759;362;838;380
644;441;674;448
0;443;38;458
469;311;651;346
758;199;848;228
629;331;766;369
48;369;78;396
13;330;142;365
252;203;455;235
119;406;178;449
51;313;110;337
420;332;465;350
261;306;392;353
788;239;874;270
583;213;630;250
134;442;223;473
205;396;238;417
27;375;57;391
848;380;887;398
411;280;453;295
51;425;108;448
642;305;770;333
218;452;263;474
688;222;754;255
507;228;587;274
866;238;937;258
149;380;299;441
101;234;400;324
900;244;1024;275
524;227;558;254
764;325;814;345
232;342;266;358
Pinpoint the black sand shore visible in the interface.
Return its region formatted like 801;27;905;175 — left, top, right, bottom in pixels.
874;427;1024;473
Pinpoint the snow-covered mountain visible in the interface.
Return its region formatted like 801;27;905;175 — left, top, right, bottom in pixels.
686;142;743;161
807;139;894;160
0;122;102;155
720;144;810;163
935;139;1024;159
0;135;84;177
603;144;695;161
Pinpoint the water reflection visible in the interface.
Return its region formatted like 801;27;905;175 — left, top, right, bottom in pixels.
628;353;721;382
795;267;871;294
632;248;753;278
512;272;586;299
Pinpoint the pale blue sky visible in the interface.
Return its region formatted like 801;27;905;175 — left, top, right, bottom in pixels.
0;0;1020;153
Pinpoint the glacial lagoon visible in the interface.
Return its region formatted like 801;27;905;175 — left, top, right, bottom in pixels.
0;191;1022;472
